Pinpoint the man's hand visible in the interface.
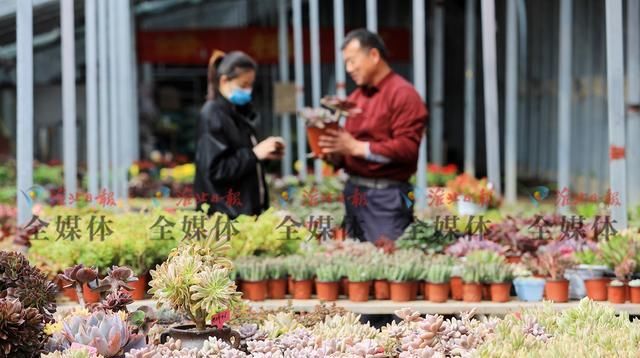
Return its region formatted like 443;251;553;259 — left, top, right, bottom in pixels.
318;128;367;158
253;136;285;160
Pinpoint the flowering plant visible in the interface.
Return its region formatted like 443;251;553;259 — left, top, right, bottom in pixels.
446;173;500;207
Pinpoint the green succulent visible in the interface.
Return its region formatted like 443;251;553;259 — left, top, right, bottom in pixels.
484;262;514;283
315;262;343;282
235;257;269;282
386;261;414;282
426;263;453;284
286;255;316;281
265;257;288;280
345;262;372;283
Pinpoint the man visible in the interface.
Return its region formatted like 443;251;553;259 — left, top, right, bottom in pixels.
319;29;428;243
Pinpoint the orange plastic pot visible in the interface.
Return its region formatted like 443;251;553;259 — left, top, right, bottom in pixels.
584;278;609;301
608;285;627;304
630;286;640;304
307;122;339;156
462;283;483;302
268;279;288;299
293;279;313;299
544;279;569;303
83;284;101;304
348;281;371;302
243;281;268;301
450;276;463;300
428;282;450;303
374;280;390;300
130;275;148;300
316;281;340;301
490;282;512;303
506;256;522;264
390;281;413;302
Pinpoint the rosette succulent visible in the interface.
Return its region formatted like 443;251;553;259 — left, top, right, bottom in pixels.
0;297;46;357
59;264;99;307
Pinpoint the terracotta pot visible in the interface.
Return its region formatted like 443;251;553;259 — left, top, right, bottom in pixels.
83;284;101;304
630;286;640;304
307;122;340;156
584;278;609;301
427;282;450;303
390;281;413;302
316;281;340;301
130;274;148;300
482;284;491;300
242;281;267;301
293;279;313;299
506;255;522;264
450;276;463;300
340;277;349;296
544;279;569;303
348;281;371;302
608;284;627;303
409;281;419;300
374;280;390;300
63;286;79;302
462;283;483;302
333;228;346;241
268;279;288;299
490;282;512;303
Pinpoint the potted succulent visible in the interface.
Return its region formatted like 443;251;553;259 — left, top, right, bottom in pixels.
300;107;341;157
629;279;640;303
371;256;390;300
265;257;288;299
450;264;464;301
512;263;545;302
426;263;452;303
485;262;514;302
608;279;627;304
315;261;342;301
387;261;414;302
574;248;609;301
537;243;574;303
446;174;499;215
58;264;99;306
287;255;316;299
148;239;242;349
235;257;269;302
346;262;372;302
461;264;483;302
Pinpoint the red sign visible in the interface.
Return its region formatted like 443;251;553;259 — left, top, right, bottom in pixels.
211;310;231;329
137;27;410;65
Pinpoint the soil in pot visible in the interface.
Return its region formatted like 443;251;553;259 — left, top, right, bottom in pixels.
316;281;340;301
130;274;148;300
242;281;268;301
161;324;241;350
630;286;640;304
348;281;371;302
450;276;463;300
490;282;512;303
462;283;483;302
293;279;313;299
545;279;569;303
428;283;450;303
268;279;288;299
390;281;413;302
608;285;627;304
374;280;390;300
307;122;340;156
83;284;101;304
584;278;609;301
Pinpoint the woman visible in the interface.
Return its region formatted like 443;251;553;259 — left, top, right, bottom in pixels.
195;50;284;218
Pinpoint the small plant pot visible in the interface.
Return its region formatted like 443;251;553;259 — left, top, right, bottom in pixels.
584;278;609;301
293;279;313;299
374;280;390;300
63;286;78;302
307;122;340;156
348;281;371;302
629;286;640;304
450;276;463;300
268;279;288;299
608;284;627;304
410;281;419;300
83;284;101;304
462;283;483;302
544;279;569;303
242;281;268;301
428;282;450;303
390;281;413;302
514;278;546;302
490;282;512;303
130;274;148;300
316;281;340;301
506;255;522;264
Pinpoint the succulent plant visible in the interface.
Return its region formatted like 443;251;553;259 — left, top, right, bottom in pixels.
265;258;288;280
93;266;138;294
484;262;514;283
42;347;101;358
345;261;372;282
285;255;315;281
97;289;134;312
299;107;339;128
445;236;507;257
628;279;640;287
59;264;99;307
0;297;47;357
260;311;303;339
61;310;145;357
125;338;199;358
235;257;268;282
314;261;342;282
426;263;453;284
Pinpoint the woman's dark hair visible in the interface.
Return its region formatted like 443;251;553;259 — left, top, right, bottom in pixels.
207;50;257;100
341;28;389;61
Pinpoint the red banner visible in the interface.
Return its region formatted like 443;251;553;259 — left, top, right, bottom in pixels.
137;27;410;65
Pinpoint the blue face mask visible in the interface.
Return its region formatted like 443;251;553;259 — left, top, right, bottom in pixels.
228;88;252;106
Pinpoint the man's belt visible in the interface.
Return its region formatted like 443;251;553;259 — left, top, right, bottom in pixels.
347;175;408;190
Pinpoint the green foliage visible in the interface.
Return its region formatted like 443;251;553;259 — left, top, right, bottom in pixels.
484;262;514;283
345;262;372;282
33;164;64;186
235;257;268;281
396;221;456;254
573;248;603;266
315;261;342;282
286;255;316;281
265;257;288;280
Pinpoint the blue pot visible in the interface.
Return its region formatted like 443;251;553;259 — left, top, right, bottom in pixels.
514;278;546;302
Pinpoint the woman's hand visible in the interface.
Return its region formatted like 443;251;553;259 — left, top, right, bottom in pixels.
253;136;285;160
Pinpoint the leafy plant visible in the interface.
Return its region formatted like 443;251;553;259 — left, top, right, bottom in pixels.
386;261;413;282
315;261;342;282
58;264;99;307
598;233;639;280
265;257;288;280
148;238;242;331
573;247;603;265
484;262;514;283
286;255;316;281
445;236;507;257
236;257;269;282
536;241;576;281
426;263;453;284
396;221;455;254
346;262;372;282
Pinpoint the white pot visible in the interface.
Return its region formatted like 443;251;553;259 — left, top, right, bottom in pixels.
457;196;487;216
